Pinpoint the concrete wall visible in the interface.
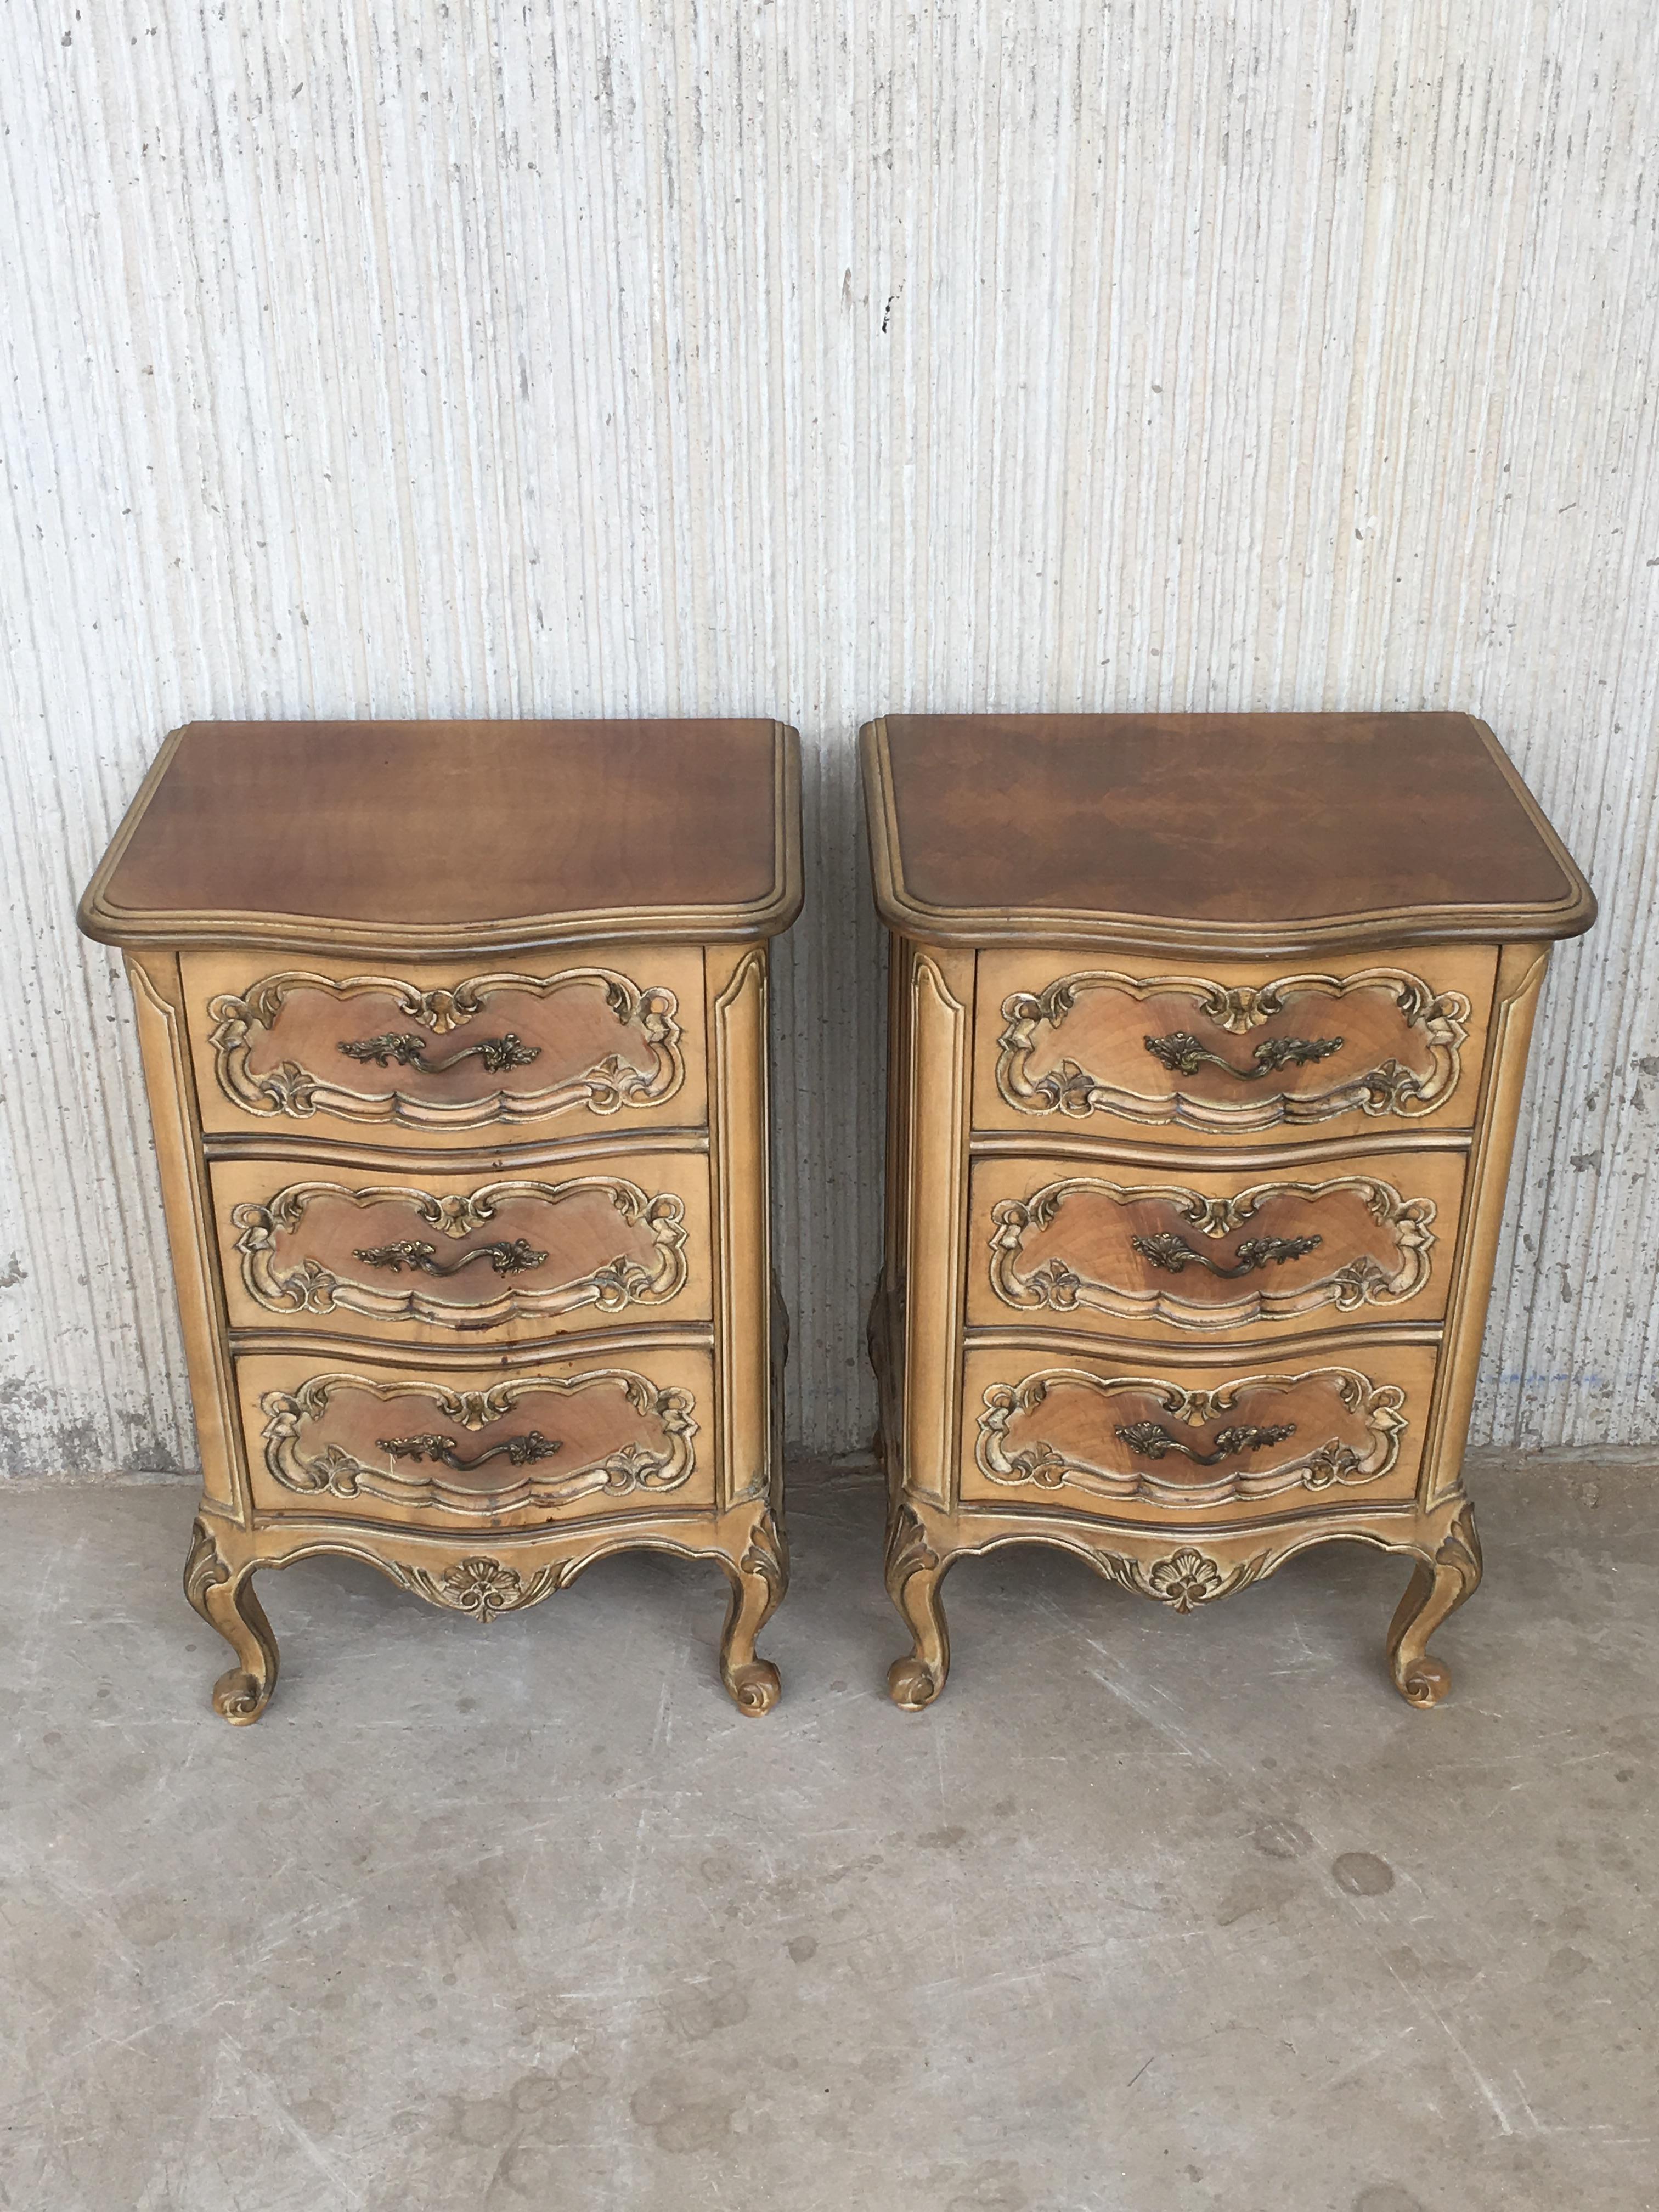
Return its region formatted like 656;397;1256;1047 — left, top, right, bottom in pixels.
2;1;1656;1473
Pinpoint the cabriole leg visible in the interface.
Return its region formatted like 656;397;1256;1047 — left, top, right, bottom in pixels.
183;1517;279;1725
1386;1499;1482;1709
719;1505;787;1717
885;1500;952;1709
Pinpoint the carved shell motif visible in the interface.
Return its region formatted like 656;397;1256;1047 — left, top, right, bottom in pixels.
392;1554;571;1622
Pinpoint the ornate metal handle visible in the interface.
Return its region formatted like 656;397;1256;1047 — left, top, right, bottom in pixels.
1144;1031;1343;1079
378;1429;563;1470
338;1031;542;1072
1130;1231;1322;1279
353;1237;548;1278
1115;1419;1295;1467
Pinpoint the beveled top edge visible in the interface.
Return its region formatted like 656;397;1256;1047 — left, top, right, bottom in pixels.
859;714;1597;954
79;720;804;952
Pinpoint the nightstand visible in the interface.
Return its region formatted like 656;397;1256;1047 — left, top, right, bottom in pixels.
861;713;1593;1709
80;719;801;1720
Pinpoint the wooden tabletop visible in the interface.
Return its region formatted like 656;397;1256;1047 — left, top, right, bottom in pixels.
80;719;802;953
862;713;1594;955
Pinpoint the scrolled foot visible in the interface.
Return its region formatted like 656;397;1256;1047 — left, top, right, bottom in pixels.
1386;1500;1482;1712
718;1506;787;1718
885;1500;952;1711
184;1518;279;1726
212;1668;274;1726
723;1658;782;1717
1393;1649;1452;1710
887;1656;941;1710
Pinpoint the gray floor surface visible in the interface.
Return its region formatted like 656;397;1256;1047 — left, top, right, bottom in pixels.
1;1457;1654;2212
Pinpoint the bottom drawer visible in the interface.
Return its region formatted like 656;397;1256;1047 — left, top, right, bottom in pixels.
237;1346;714;1530
960;1343;1436;1520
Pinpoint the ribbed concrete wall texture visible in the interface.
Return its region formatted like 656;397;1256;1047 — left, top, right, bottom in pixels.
2;3;1656;1474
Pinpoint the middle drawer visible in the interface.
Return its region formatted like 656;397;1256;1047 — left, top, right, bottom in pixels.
968;1147;1467;1344
212;1150;712;1345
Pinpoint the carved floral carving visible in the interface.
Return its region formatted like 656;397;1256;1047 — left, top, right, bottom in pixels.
391;1553;571;1622
987;1173;1436;1330
230;1176;690;1329
975;1367;1407;1506
258;1369;698;1513
995;968;1471;1130
1090;1544;1268;1611
205;967;684;1127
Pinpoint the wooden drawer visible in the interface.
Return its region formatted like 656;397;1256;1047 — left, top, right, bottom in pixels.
960;1343;1436;1521
967;1148;1465;1342
238;1346;714;1531
183;947;707;1144
212;1152;711;1345
972;946;1496;1142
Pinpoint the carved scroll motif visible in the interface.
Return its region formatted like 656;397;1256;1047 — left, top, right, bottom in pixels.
205;968;684;1127
995;969;1471;1130
975;1367;1407;1508
231;1176;689;1329
258;1369;698;1514
987;1174;1436;1331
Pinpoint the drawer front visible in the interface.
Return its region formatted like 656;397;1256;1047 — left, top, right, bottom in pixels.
212;1154;710;1344
238;1347;715;1529
972;947;1496;1141
184;948;707;1143
968;1149;1465;1341
960;1345;1435;1520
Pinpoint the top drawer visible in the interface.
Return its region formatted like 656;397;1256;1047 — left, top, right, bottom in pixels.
183;949;707;1144
973;946;1496;1143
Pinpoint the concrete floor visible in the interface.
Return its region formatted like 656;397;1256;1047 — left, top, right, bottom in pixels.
1;1459;1655;2212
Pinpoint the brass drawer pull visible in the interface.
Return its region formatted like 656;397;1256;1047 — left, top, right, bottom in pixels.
1115;1419;1296;1467
352;1237;549;1278
337;1030;542;1072
1130;1230;1323;1279
1143;1030;1343;1079
377;1429;563;1471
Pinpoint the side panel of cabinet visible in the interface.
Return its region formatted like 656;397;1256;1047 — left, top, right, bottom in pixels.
124;951;247;1518
1419;941;1550;1502
707;944;774;1509
899;943;975;1506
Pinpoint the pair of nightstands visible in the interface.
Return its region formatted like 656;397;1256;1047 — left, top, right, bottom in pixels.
79;713;1593;1722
